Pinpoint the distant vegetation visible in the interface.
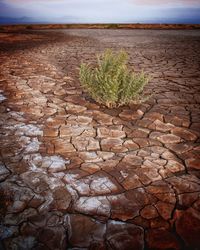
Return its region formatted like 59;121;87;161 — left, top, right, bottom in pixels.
0;23;200;31
79;49;150;108
107;24;119;29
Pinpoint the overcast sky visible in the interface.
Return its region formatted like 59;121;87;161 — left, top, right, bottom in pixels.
0;0;200;24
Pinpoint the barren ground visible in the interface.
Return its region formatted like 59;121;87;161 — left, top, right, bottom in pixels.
0;29;200;250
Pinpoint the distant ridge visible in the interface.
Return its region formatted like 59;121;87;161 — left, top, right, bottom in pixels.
0;16;58;25
0;16;38;24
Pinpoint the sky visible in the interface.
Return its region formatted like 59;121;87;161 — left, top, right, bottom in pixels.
0;0;200;24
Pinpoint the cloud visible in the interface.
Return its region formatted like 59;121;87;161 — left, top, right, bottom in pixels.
0;0;27;17
1;0;200;23
1;0;131;20
131;0;200;6
5;0;199;5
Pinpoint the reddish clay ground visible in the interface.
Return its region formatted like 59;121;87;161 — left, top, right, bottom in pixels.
0;29;200;249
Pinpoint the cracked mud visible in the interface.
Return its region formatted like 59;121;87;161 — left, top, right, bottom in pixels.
0;29;200;249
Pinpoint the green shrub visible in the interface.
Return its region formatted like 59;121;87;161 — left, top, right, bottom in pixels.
79;49;150;108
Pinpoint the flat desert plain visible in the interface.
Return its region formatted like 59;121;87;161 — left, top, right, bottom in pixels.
0;29;200;249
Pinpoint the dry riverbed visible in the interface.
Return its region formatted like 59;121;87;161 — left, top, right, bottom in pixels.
0;29;200;249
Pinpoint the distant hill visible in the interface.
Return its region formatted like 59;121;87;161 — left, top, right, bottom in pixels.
0;16;46;25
